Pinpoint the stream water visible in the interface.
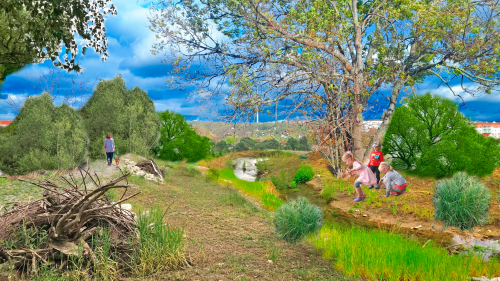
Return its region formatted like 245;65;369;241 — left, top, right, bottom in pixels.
233;158;500;259
232;158;267;182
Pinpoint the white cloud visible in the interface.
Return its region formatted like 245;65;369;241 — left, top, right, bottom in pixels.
418;84;500;103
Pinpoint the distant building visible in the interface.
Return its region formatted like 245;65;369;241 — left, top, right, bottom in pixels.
0;121;12;127
363;120;382;130
475;122;500;138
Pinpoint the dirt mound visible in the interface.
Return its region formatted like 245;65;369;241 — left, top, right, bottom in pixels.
136;158;165;179
308;151;324;161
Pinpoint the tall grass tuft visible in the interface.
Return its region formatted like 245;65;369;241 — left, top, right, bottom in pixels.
133;206;186;277
293;164;314;184
274;197;323;243
432;172;491;230
311;223;500;280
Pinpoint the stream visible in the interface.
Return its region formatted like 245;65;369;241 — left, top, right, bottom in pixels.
233;157;500;260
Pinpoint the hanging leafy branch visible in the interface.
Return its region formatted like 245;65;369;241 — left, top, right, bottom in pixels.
0;0;117;84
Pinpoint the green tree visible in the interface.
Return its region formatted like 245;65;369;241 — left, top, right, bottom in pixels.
0;0;117;85
239;137;258;148
233;142;249;152
286;137;300;151
79;76;160;158
0;93;88;175
299;137;311;151
157;110;212;161
383;93;500;177
225;136;236;145
150;0;500;164
214;141;229;153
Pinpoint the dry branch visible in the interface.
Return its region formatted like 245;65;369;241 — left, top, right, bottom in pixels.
0;168;138;273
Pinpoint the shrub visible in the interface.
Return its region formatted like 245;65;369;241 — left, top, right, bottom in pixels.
274;197;323;243
289;181;297;188
294;164;314;184
432;172;491;230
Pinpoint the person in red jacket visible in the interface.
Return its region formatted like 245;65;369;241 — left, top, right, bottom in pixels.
368;141;384;189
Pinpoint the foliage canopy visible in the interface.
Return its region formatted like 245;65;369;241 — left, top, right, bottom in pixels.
383;93;500;177
0;0;116;84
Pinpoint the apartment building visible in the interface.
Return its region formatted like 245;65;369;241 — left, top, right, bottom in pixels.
475;122;500;138
0;121;12;127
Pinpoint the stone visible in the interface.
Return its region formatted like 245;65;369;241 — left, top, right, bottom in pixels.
120;203;132;211
136;171;146;177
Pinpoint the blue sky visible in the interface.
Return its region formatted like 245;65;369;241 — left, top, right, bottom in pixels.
0;0;499;122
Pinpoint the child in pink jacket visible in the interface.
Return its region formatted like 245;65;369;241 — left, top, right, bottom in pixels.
342;151;377;202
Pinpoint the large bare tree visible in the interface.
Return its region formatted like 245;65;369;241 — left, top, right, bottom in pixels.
149;0;500;162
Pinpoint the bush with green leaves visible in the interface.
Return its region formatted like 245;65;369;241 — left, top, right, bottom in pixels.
383;93;500;177
274;197;323;243
432;172;491;230
0;93;88;175
294;164;315;184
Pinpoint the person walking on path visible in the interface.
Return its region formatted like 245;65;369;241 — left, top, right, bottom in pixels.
342;151;377;202
368;141;384;190
379;162;407;197
104;134;115;166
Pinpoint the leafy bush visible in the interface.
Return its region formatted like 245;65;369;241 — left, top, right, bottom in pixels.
274;197;323;243
294;164;314;184
289;181;297;188
432;172;491;230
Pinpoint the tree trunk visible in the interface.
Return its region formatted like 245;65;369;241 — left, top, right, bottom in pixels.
352;103;364;160
362;78;405;163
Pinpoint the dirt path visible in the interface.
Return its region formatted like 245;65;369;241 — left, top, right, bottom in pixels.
114;158;351;281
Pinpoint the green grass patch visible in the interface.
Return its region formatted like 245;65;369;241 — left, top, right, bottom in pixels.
216;169;283;211
321;186;337;203
133;206;186;277
310;223;500;281
274;197;324;243
217;190;257;212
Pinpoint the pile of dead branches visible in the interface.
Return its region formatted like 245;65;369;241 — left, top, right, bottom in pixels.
135;158;165;181
0;168;140;275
